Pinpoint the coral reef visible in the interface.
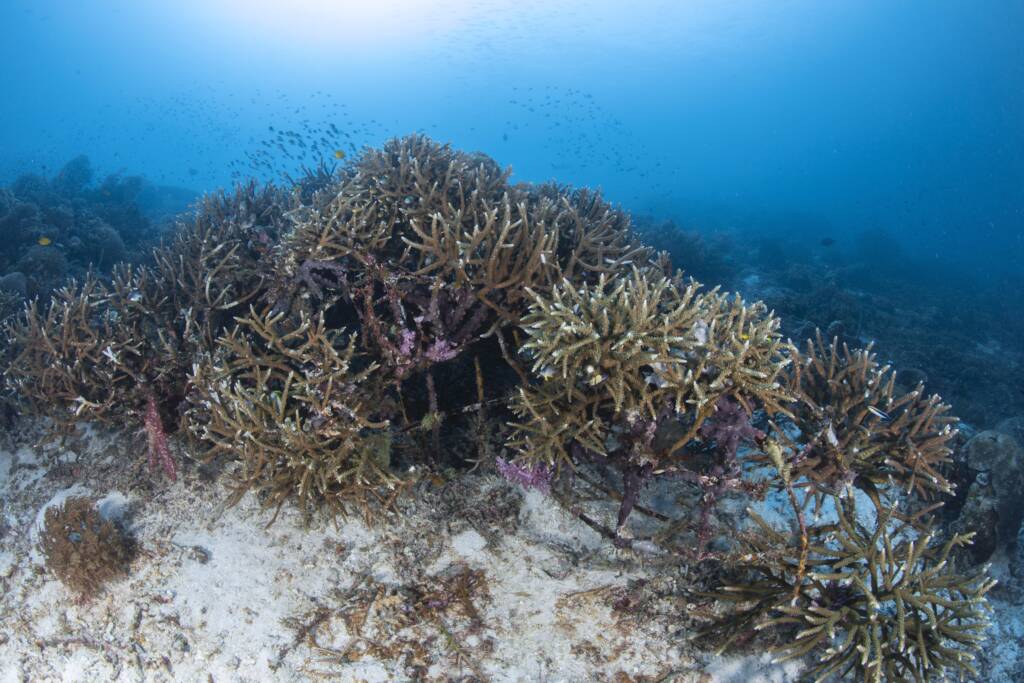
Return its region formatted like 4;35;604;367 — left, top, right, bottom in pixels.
632;215;736;286
0;156;175;301
0;135;1000;679
733;227;1024;428
39;496;133;597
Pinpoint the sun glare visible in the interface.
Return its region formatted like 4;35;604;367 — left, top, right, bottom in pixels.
196;0;476;56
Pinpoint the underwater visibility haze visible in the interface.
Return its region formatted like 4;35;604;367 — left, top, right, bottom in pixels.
3;0;1022;422
2;1;1024;680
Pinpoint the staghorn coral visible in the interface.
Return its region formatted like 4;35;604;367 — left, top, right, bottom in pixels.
150;181;291;351
274;135;648;325
526;182;652;289
3;262;195;440
39;496;133;597
507;266;791;544
3;181;289;470
0;135;1000;676
510;267;790;466
5;275;135;428
703;494;994;683
187;307;405;521
774;331;958;503
250;135;652;474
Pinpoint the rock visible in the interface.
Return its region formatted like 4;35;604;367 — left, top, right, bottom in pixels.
0;272;27;298
995;416;1024;446
954;430;1024;563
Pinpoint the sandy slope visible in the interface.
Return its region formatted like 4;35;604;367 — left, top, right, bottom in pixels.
0;421;1019;682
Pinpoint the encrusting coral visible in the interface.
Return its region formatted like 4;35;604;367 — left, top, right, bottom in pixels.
39;496;133;597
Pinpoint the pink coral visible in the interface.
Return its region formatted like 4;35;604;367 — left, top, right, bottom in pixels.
144;393;176;481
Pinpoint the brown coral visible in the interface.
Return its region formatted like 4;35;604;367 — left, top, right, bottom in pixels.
778;331;958;502
703;494;994;683
510;267;791;472
3;182;289;446
188;307;405;521
507;266;791;545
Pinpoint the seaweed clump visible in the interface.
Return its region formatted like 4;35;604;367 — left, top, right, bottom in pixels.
39;496;133;597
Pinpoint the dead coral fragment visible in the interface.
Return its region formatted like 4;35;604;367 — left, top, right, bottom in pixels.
39;496;132;597
188;308;403;521
707;494;994;683
781;331;958;500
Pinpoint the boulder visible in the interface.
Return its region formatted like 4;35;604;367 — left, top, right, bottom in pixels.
954;429;1024;563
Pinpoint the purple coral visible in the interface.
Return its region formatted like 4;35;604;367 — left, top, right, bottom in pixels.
700;396;764;462
495;457;552;494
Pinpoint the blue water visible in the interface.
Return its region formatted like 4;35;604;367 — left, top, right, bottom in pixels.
1;0;1022;423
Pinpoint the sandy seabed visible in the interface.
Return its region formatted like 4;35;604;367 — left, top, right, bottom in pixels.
1;420;1021;683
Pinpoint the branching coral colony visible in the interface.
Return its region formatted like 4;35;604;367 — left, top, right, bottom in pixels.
1;135;993;679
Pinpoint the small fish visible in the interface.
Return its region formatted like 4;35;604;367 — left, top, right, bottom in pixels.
333;149;346;159
867;405;891;421
820;237;836;247
37;236;52;246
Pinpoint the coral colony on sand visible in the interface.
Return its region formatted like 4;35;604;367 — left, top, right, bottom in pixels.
0;136;995;680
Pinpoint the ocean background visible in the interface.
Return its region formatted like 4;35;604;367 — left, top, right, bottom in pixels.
1;0;1022;425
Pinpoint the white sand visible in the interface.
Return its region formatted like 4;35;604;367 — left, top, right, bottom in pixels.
0;421;1019;682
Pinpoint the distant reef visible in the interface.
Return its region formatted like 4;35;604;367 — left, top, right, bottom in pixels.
0;155;197;319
